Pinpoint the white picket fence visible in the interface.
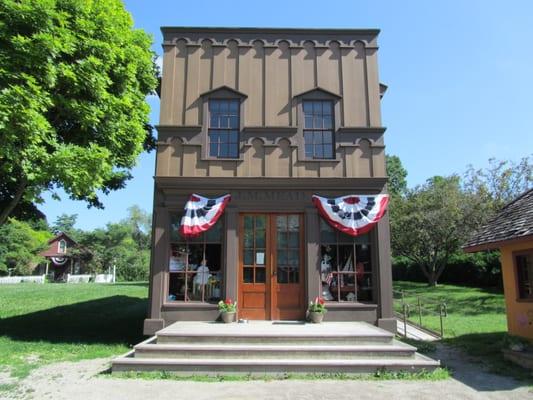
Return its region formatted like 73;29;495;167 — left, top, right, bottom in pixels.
0;275;46;284
0;268;115;285
66;273;115;283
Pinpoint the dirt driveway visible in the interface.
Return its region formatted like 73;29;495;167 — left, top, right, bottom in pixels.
1;345;531;400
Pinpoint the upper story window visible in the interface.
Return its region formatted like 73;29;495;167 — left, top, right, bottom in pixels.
58;239;67;254
303;100;334;159
208;99;240;158
516;251;533;300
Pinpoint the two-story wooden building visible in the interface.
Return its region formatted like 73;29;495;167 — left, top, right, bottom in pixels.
144;27;394;335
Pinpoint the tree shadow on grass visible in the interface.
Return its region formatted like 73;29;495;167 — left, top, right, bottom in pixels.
438;332;533;390
0;295;147;346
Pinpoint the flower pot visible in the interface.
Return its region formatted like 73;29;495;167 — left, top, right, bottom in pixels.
221;311;236;323
308;311;324;323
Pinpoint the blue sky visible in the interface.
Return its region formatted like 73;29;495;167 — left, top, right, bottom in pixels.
40;0;533;230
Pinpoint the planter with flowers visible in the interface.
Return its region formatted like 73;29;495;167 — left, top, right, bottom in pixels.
307;297;327;323
218;298;237;323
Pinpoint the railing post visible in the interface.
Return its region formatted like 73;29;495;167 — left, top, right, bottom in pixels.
417;296;422;326
402;303;408;338
439;303;445;338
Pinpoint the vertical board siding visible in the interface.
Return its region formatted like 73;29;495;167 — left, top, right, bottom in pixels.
265;44;290;126
159;45;176;125
160;35;385;179
173;40;188;125
365;48;382;127
316;43;341;96
184;46;201;125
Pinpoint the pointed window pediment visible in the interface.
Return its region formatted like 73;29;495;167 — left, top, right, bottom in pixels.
293;87;342;100
200;85;248;99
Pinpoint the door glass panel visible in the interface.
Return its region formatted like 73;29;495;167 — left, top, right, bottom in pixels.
255;229;266;247
288;232;299;248
244;216;253;230
243;267;254;283
289;267;299;283
244;249;253;265
288;215;299;231
244;231;254;248
277;231;287;247
255;267;266;283
242;215;268;285
255;215;266;229
276;215;300;284
288;250;299;265
277;266;288;283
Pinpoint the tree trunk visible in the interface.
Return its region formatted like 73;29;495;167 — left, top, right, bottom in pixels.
0;180;27;226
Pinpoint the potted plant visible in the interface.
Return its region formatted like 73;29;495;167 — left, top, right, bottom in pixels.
218;298;237;323
308;297;327;323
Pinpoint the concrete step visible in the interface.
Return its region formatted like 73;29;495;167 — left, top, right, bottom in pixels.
134;340;417;360
112;353;441;374
155;332;394;346
155;322;395;346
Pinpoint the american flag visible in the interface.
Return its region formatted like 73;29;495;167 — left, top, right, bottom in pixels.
325;272;334;285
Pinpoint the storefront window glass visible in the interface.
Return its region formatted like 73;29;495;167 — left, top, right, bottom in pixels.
319;219;373;303
168;213;224;303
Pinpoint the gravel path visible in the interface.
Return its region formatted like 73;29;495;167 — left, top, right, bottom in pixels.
1;344;531;400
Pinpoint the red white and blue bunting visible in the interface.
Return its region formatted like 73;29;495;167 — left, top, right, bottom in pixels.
179;193;231;239
312;194;389;237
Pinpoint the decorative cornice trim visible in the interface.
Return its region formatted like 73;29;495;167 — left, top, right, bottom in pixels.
155;176;388;191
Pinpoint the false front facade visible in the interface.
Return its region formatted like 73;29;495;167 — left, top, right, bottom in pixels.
145;27;394;335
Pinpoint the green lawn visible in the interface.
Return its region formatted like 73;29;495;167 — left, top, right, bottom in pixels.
393;281;507;338
0;282;148;378
394;281;531;381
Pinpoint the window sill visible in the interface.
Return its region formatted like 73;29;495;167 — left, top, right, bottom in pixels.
301;157;341;163
200;157;244;162
162;302;219;310
325;302;377;309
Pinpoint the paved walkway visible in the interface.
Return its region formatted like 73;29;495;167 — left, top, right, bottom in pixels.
2;344;531;400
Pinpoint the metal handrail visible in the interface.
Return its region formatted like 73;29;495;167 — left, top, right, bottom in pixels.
394;289;447;338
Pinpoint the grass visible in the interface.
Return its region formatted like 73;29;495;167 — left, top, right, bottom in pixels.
0;282;148;379
393;281;507;337
394;281;532;382
111;368;450;382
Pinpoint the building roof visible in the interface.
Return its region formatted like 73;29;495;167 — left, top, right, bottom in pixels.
463;189;533;252
161;26;380;35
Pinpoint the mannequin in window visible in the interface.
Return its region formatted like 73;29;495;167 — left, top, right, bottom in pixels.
320;248;334;301
193;259;211;299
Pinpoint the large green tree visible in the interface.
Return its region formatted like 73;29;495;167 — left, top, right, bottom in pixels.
0;218;51;275
385;154;408;198
0;0;158;225
75;206;151;281
391;176;487;286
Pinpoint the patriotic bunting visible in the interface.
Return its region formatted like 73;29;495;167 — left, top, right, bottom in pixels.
179;193;231;239
312;194;389;237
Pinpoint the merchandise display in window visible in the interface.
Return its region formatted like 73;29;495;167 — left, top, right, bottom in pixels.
319;219;373;302
168;214;224;303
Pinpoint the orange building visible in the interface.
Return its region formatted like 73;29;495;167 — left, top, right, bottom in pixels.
464;189;533;340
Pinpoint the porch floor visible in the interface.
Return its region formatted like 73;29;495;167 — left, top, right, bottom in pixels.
157;320;392;338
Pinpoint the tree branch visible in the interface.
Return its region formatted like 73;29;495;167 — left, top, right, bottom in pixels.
0;179;27;226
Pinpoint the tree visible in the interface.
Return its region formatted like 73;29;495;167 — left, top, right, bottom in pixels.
390;176;486;286
0;218;51;275
386;154;408;198
52;213;78;236
0;0;158;226
75;205;151;280
463;156;533;212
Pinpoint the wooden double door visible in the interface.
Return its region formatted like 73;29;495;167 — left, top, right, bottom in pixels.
238;213;306;320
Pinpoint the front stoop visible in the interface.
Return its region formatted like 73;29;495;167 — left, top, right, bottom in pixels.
112;321;440;374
